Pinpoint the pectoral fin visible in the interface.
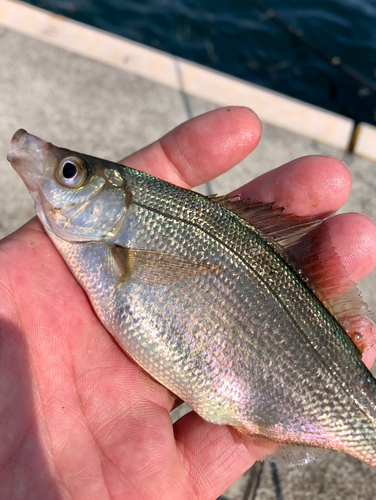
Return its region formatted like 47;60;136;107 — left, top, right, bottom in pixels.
111;245;219;286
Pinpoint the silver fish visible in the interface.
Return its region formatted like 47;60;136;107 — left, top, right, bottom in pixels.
8;129;376;466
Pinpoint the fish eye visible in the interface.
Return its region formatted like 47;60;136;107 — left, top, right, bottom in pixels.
56;156;88;188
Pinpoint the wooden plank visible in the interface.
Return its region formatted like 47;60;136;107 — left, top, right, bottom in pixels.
353;123;376;163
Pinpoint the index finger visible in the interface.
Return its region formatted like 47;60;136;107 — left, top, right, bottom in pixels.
119;106;262;188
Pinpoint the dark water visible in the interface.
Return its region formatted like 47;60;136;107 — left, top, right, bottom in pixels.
24;0;376;125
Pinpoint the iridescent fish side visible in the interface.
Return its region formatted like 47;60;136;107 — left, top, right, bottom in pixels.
8;129;376;466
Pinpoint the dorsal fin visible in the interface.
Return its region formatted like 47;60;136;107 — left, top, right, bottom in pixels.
209;195;320;248
210;195;376;353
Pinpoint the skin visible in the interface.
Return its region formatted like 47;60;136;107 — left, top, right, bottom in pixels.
0;106;376;500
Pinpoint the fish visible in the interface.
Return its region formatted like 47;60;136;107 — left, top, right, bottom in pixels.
7;128;376;466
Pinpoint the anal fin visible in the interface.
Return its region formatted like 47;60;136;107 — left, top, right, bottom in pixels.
263;444;329;466
233;427;326;465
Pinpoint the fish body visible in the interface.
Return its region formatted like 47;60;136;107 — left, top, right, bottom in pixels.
8;129;376;466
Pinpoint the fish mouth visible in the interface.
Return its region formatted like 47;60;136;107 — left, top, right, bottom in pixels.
8;129;50;192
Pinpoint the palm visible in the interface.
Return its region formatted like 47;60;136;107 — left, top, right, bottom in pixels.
1;107;376;500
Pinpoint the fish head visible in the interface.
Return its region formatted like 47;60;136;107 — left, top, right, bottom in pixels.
8;129;129;242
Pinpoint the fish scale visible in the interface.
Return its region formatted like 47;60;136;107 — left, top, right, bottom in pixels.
7;129;376;467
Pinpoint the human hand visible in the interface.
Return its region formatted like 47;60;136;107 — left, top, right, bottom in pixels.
1;107;376;500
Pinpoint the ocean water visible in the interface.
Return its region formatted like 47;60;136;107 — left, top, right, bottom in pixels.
24;0;376;124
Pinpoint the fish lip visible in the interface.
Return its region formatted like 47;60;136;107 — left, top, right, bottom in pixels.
7;129;29;162
8;129;49;165
8;129;51;192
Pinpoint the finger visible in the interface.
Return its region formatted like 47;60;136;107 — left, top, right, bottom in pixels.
120;106;262;188
363;344;376;368
316;213;376;284
306;213;376;369
233;155;352;217
174;412;271;499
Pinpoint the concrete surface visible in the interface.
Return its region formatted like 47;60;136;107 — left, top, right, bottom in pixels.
1;22;376;500
0;0;355;150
